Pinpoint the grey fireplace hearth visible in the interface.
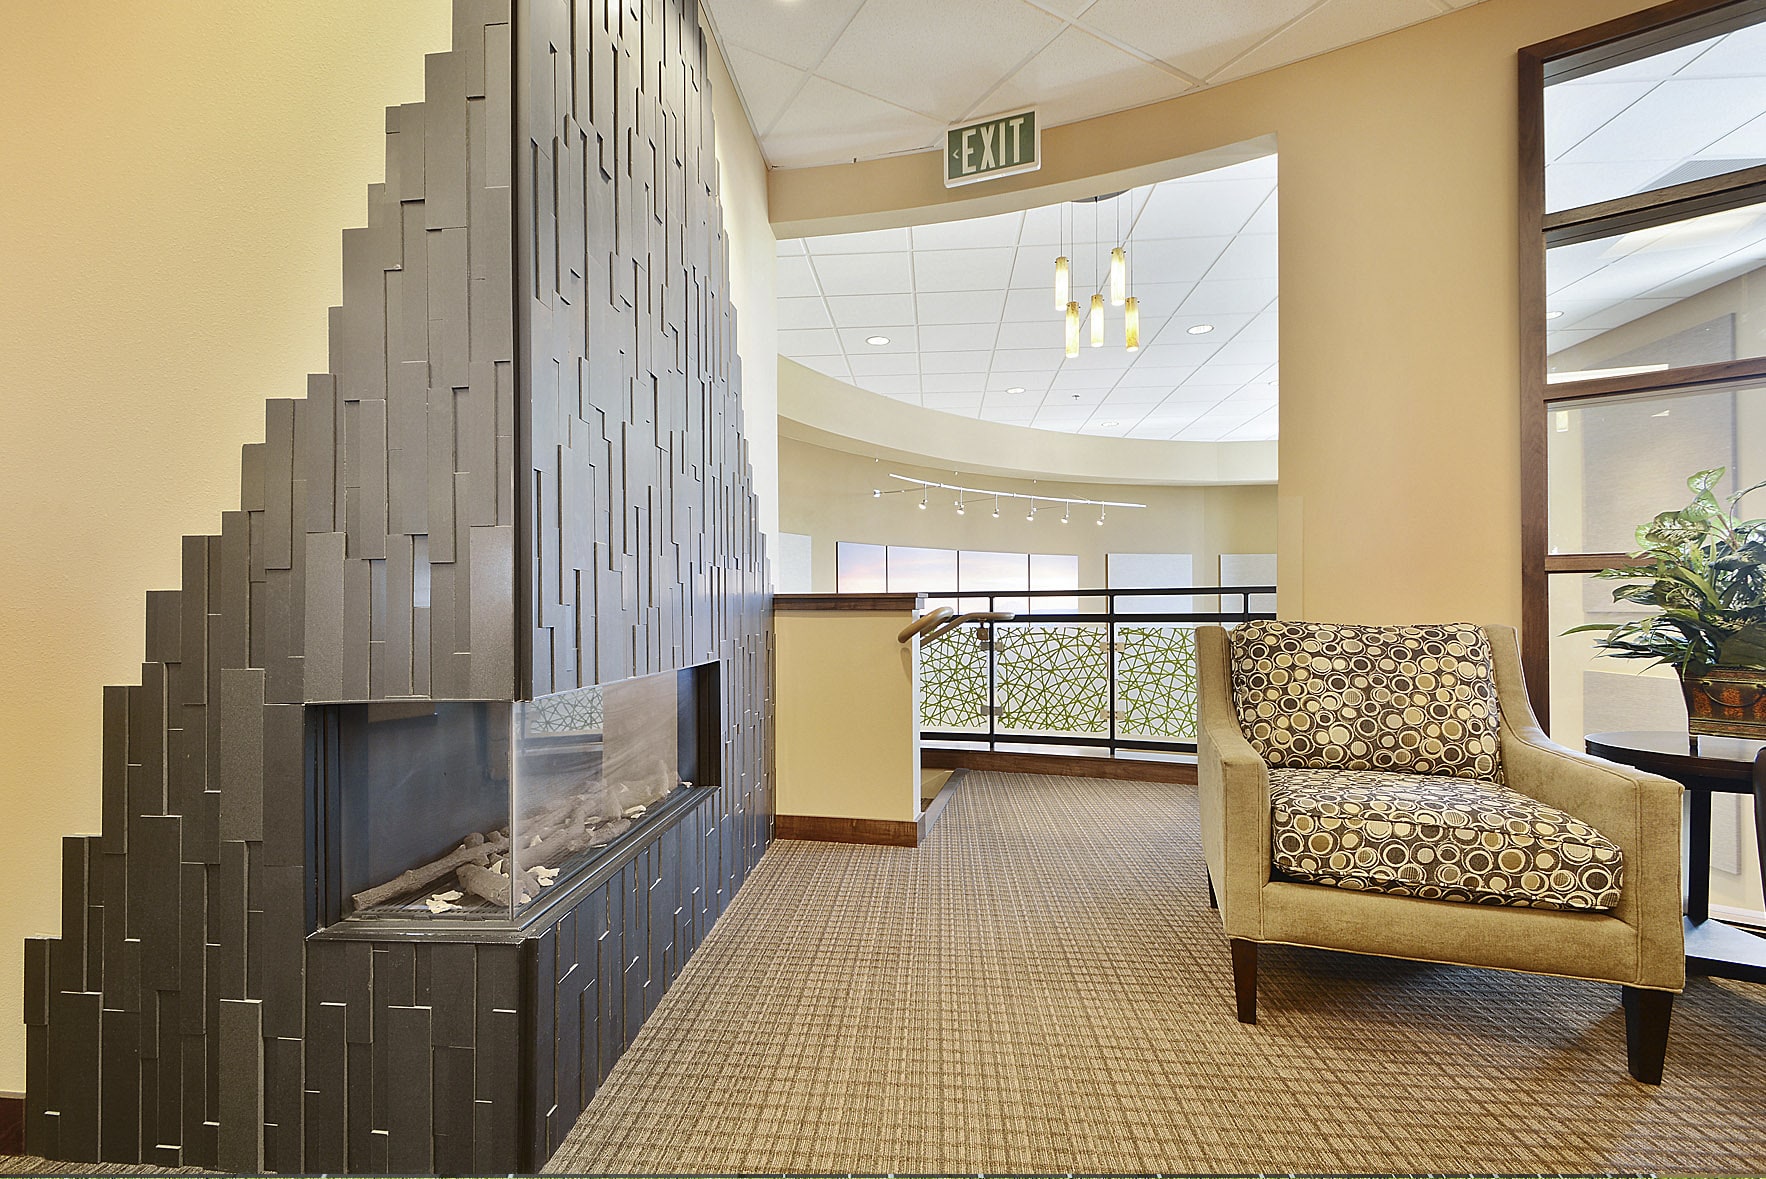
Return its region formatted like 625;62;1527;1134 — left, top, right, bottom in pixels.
23;0;774;1173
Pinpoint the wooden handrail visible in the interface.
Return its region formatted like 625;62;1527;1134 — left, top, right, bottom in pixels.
897;607;955;644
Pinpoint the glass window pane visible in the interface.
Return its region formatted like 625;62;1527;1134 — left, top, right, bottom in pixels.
1545;382;1766;554
1030;553;1080;613
959;550;1030;614
1547;572;1688;745
1544;19;1766;213
835;541;886;593
885;546;957;594
1107;552;1194;614
1546;200;1766;377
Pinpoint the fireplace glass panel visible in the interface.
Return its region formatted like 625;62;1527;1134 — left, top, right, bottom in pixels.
329;666;707;928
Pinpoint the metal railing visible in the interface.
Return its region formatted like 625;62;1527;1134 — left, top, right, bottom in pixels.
917;585;1276;756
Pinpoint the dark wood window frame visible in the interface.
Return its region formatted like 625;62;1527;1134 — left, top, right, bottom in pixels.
1517;0;1766;723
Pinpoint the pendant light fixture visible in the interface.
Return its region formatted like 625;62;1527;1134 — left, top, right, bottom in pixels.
1056;190;1137;354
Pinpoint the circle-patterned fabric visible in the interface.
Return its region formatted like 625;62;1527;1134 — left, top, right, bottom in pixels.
1229;620;1504;781
1269;766;1623;911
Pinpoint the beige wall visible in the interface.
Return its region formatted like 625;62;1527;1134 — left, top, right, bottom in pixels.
0;0;455;1097
0;2;779;1096
768;0;1667;628
773;607;920;823
780;437;1277;593
707;36;780;544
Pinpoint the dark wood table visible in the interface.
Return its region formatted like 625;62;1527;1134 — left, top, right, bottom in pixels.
1586;730;1766;984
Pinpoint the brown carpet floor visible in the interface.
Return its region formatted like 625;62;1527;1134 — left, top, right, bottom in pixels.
545;770;1766;1176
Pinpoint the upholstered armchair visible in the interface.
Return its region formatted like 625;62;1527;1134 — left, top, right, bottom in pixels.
1196;621;1685;1083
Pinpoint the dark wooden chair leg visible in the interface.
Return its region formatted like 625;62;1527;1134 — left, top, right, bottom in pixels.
1623;986;1673;1085
1230;938;1258;1024
1206;874;1218;910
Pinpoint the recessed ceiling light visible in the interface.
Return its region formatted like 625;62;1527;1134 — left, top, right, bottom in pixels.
1187;324;1215;335
865;335;890;346
1006;386;1025;394
1545;310;1565;320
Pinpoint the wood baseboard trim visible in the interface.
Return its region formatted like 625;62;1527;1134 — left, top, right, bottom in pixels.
923;748;1198;785
776;813;920;846
0;1093;22;1154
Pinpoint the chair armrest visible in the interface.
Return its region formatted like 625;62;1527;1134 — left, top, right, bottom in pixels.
1485;625;1685;989
1196;626;1271;939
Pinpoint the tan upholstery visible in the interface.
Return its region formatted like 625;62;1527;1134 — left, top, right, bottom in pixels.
1198;623;1685;993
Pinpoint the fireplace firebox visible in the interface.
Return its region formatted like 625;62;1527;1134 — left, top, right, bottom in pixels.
312;663;718;929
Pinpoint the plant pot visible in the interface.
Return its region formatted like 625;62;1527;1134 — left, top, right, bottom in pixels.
1680;667;1766;739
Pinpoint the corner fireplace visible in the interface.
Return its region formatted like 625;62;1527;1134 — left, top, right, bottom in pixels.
313;663;718;929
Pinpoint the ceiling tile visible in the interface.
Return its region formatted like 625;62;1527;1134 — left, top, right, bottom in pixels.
702;0;866;71
838;326;918;352
776;256;822;299
1050;368;1121;389
1179;279;1277;314
1101;384;1178;405
1213;0;1443;84
1115;365;1198;388
825;293;918;327
719;46;811;133
914;247;1019;292
1002;287;1061;321
972;24;1193;130
857;374;924;396
1127;237;1233;284
779;328;843;356
911;211;1025;250
919;323;1002;352
811;252;915;296
764;76;948;169
1078;0;1314;81
1207;233;1279;281
1138;180;1271;238
849;353;920;376
992;321;1061;351
920;350;995;374
921;373;991;393
922;392;985;410
816;0;1067;122
919;290;1007;322
778;297;834;330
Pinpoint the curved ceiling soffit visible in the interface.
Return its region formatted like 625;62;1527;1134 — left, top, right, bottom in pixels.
779;358;1276;487
770;129;1278;239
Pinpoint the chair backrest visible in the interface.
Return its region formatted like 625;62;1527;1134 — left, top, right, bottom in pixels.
1227;620;1504;780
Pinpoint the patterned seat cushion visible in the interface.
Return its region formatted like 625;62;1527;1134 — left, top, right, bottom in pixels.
1230;620;1504;781
1269;767;1623;911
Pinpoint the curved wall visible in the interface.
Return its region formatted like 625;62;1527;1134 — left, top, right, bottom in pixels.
780;359;1277;486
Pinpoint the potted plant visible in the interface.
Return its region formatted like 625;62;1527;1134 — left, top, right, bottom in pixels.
1569;467;1766;738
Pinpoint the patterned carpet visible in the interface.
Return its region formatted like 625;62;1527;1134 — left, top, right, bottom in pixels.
545;771;1766;1175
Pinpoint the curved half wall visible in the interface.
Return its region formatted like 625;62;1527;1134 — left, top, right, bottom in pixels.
780;358;1277;487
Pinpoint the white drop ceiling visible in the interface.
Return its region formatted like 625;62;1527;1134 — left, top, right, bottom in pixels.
703;0;1486;170
1545;22;1766;359
779;155;1278;441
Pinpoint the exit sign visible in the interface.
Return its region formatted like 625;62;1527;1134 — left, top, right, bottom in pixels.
944;109;1039;187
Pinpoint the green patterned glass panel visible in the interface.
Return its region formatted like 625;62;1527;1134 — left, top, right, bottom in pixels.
1116;625;1197;740
996;623;1109;735
919;624;988;729
525;683;605;734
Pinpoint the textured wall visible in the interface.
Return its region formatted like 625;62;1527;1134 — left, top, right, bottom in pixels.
25;0;771;1171
510;0;773;1163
